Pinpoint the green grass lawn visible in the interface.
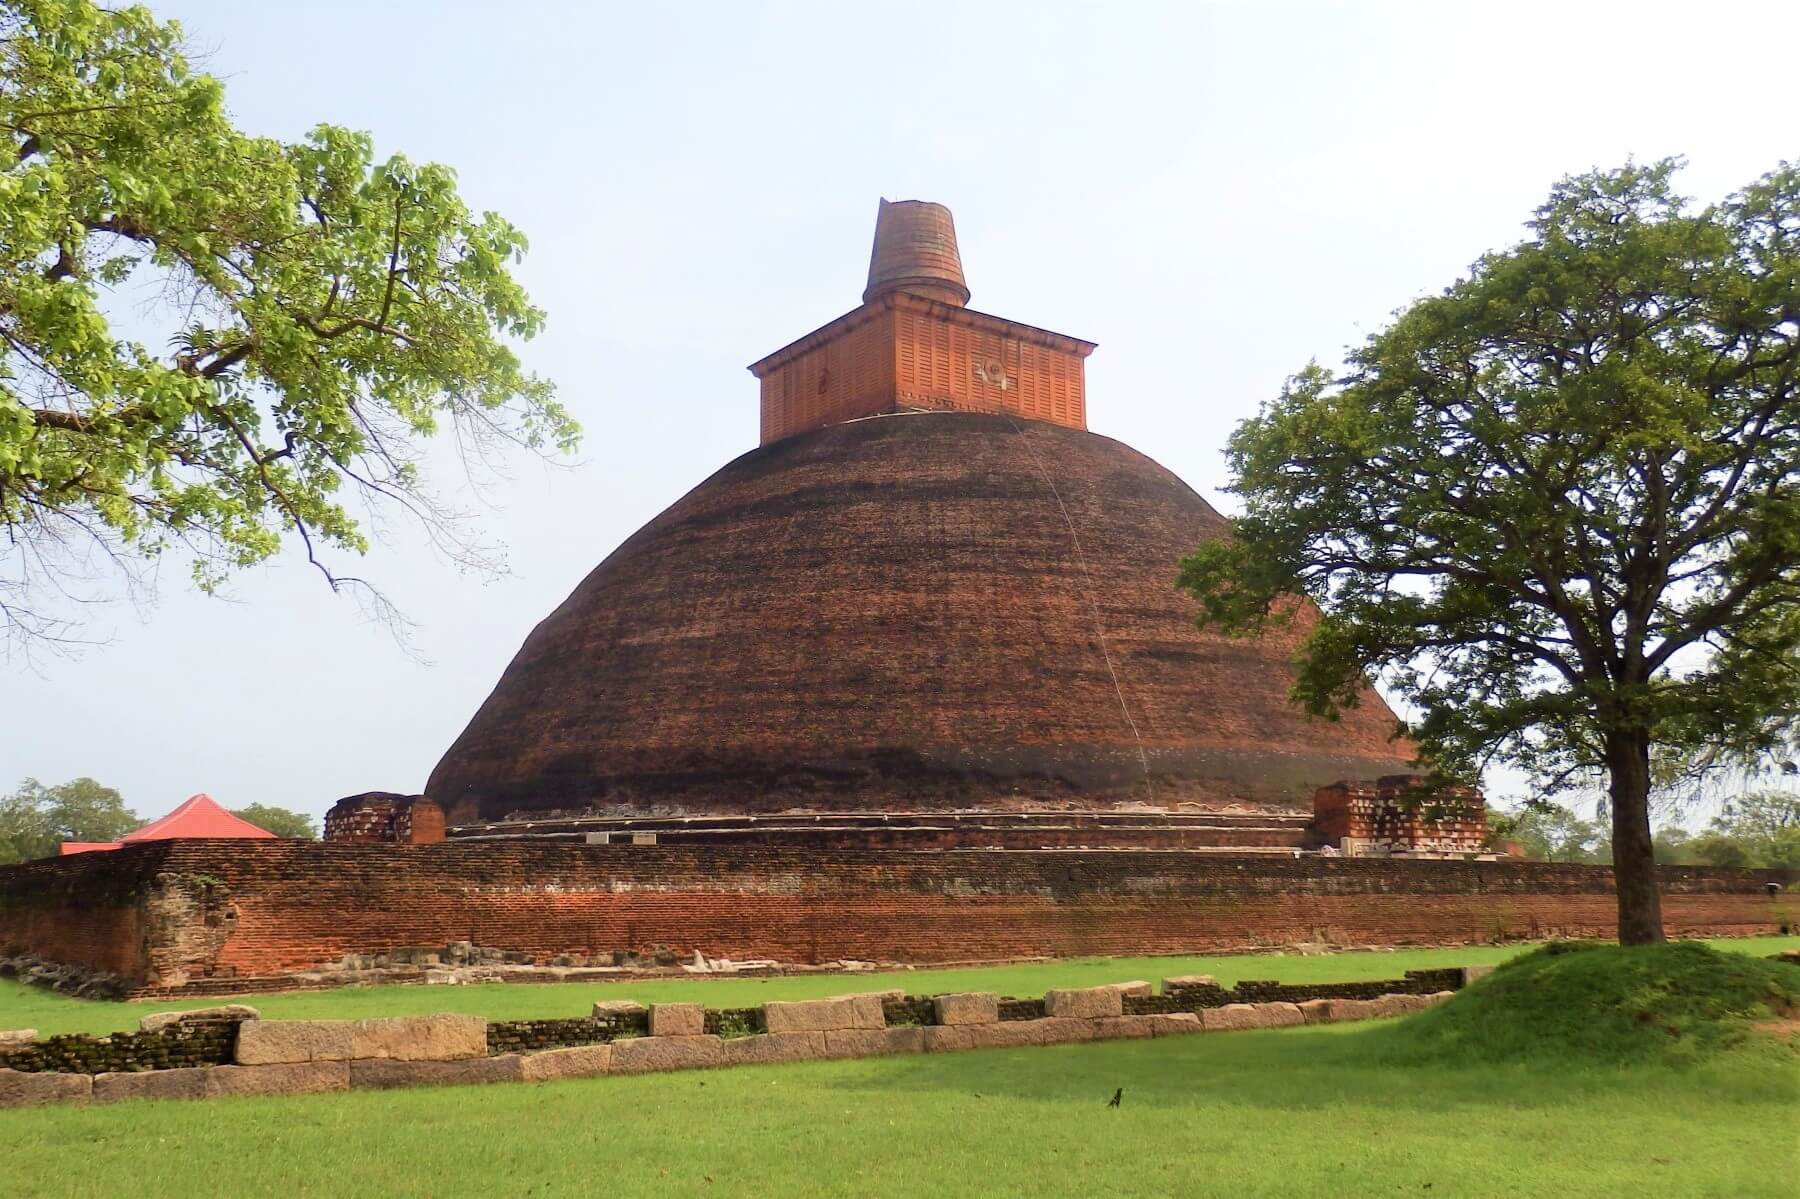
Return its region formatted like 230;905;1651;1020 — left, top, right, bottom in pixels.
5;935;1797;1036
3;939;1795;1197
2;1016;1795;1198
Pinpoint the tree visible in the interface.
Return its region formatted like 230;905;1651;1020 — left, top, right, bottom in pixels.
1708;789;1800;868
1492;805;1604;864
1;1;577;652
231;802;315;839
1651;824;1694;864
1178;159;1800;945
1683;831;1756;869
0;776;138;862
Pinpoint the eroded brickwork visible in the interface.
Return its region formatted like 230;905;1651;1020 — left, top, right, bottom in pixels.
142;872;238;988
324;794;446;844
1;842;1788;988
1313;777;1488;854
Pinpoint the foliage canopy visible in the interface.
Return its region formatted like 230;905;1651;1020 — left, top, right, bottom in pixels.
230;801;316;839
1;0;577;649
0;775;137;862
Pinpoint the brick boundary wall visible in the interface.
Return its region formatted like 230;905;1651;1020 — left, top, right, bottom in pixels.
0;841;1791;989
0;974;1488;1108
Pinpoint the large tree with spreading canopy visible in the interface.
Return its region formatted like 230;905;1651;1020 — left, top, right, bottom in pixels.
1179;159;1800;944
1;1;577;652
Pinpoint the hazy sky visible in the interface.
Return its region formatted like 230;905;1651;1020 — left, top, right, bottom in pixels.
8;1;1796;823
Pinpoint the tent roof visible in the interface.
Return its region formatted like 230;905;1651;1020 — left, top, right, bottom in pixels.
120;794;276;842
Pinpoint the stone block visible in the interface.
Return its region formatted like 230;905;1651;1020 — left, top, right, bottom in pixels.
1461;965;1495;986
1090;1016;1159;1041
921;1024;973;1053
1008;1017;1096;1047
926;1017;1097;1053
1091;1013;1201;1040
1160;974;1219;992
720;1032;827;1067
1382;995;1419;1015
350;1014;487;1061
822;1027;925;1059
1043;987;1123;1019
649;1003;705;1038
205;1062;351;1097
1201;1004;1268;1032
1251;1002;1305;1028
138;1004;259;1033
1297;999;1335;1025
350;1054;523;1090
1367;994;1417;1019
235;1019;354;1065
833;993;891;1027
1425;990;1455;1005
762;995;885;1033
520;1044;612;1082
1107;980;1154;998
0;1068;90;1108
610;1035;724;1075
0;1028;37;1047
1326;998;1378;1023
933;992;999;1026
592;1000;647;1019
94;1066;210;1103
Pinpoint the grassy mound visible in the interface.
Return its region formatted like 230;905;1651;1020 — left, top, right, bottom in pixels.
1380;940;1800;1066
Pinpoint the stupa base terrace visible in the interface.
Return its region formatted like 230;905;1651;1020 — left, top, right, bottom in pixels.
444;808;1328;854
327;776;1493;860
0;838;1788;996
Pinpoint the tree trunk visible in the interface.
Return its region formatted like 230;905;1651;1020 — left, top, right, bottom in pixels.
1607;729;1665;945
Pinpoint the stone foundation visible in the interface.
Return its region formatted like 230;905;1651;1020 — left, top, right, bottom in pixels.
0;973;1472;1109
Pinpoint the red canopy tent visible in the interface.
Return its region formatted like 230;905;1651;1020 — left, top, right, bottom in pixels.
59;794;276;854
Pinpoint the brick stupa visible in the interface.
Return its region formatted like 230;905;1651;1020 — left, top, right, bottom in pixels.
416;201;1416;844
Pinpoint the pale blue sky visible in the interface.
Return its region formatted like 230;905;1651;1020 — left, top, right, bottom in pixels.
8;1;1796;823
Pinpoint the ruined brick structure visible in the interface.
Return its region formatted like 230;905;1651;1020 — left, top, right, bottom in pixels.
1313;777;1488;855
0;840;1788;990
322;793;446;845
425;200;1420;832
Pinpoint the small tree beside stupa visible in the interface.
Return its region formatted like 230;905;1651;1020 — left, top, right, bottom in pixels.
1180;159;1800;945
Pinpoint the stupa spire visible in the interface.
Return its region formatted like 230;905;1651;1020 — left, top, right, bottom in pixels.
863;199;970;307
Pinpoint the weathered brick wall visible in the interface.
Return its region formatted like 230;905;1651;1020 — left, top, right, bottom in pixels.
0;848;166;980
0;841;1790;987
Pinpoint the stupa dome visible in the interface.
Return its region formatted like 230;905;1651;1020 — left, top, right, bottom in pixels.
426;411;1412;825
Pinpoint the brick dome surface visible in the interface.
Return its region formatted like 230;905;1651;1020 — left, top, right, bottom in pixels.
427;412;1413;824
